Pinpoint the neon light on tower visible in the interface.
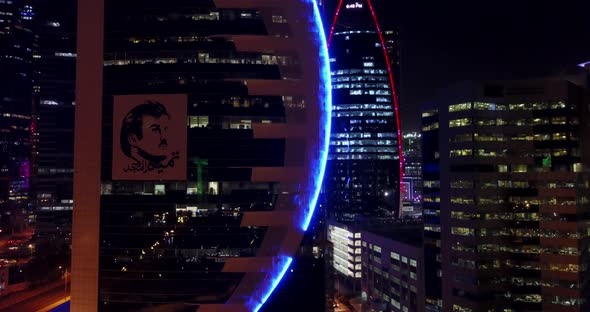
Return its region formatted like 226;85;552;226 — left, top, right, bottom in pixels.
253;0;332;310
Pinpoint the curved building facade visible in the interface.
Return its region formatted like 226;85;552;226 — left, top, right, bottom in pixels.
71;0;330;311
325;0;403;221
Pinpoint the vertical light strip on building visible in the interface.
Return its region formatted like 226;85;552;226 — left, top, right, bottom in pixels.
255;0;331;310
301;0;332;232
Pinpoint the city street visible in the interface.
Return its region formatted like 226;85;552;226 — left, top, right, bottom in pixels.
0;280;69;312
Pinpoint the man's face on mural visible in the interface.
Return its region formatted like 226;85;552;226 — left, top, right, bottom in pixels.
129;114;170;158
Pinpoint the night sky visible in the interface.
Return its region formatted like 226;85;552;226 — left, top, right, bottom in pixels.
368;0;590;130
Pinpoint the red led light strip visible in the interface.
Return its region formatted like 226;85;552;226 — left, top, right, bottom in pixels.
328;0;405;199
327;0;344;46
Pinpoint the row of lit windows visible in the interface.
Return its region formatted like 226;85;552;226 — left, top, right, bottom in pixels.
349;119;389;124
333;147;397;154
187;116;279;130
333;103;392;111
1;113;30;119
332;75;388;83
451;162;584;173
104;54;294;67
330;139;395;146
452;133;578;143
447;101;571;113
349;89;391;96
422;122;438;131
451;180;576;189
449;117;577;128
334;111;394;118
332;69;387;75
450;196;579;206
140;10;261;22
333;83;389;89
450;149;505;157
453;243;580;256
332;132;396;139
330;154;397;160
451;227;582;239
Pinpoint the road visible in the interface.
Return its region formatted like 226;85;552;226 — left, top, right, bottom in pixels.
0;283;68;312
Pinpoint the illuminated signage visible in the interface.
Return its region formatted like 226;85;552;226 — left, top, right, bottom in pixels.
346;2;363;9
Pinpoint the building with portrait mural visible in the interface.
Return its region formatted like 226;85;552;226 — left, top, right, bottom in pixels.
71;1;331;311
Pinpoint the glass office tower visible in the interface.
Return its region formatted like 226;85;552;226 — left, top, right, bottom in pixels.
0;0;35;233
71;1;330;311
423;79;590;312
325;0;403;222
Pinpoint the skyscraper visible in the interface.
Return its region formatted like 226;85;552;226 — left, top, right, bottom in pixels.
0;0;35;233
325;0;403;222
422;78;590;312
33;0;77;241
72;1;330;311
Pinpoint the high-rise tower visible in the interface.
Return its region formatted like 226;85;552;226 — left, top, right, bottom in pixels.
423;78;590;312
0;0;35;233
71;1;330;311
325;0;403;222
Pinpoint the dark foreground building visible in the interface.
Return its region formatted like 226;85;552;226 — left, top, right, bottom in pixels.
422;77;590;312
71;1;331;311
33;0;77;242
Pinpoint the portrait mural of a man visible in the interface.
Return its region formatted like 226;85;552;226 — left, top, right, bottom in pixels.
112;94;187;180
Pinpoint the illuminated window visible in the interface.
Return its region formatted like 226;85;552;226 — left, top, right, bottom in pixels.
155;184;166;195
449;118;471;128
476;149;497;157
423;180;440;188
451;227;474;236
552;133;567;140
422;110;438;117
451;197;474;204
272;15;287;23
423;122;439;131
450;149;472;157
550;100;567;109
511;164;527;173
473;102;505;111
451;180;472;189
497;165;508;172
449;102;471;112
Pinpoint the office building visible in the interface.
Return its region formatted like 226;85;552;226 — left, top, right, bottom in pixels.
72;0;330;311
422;78;590;312
327;220;363;281
325;0;403;222
361;227;424;312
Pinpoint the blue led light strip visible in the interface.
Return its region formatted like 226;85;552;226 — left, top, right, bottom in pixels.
301;0;332;232
252;257;294;312
252;0;331;310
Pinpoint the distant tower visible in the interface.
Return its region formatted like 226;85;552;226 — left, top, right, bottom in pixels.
325;0;403;222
